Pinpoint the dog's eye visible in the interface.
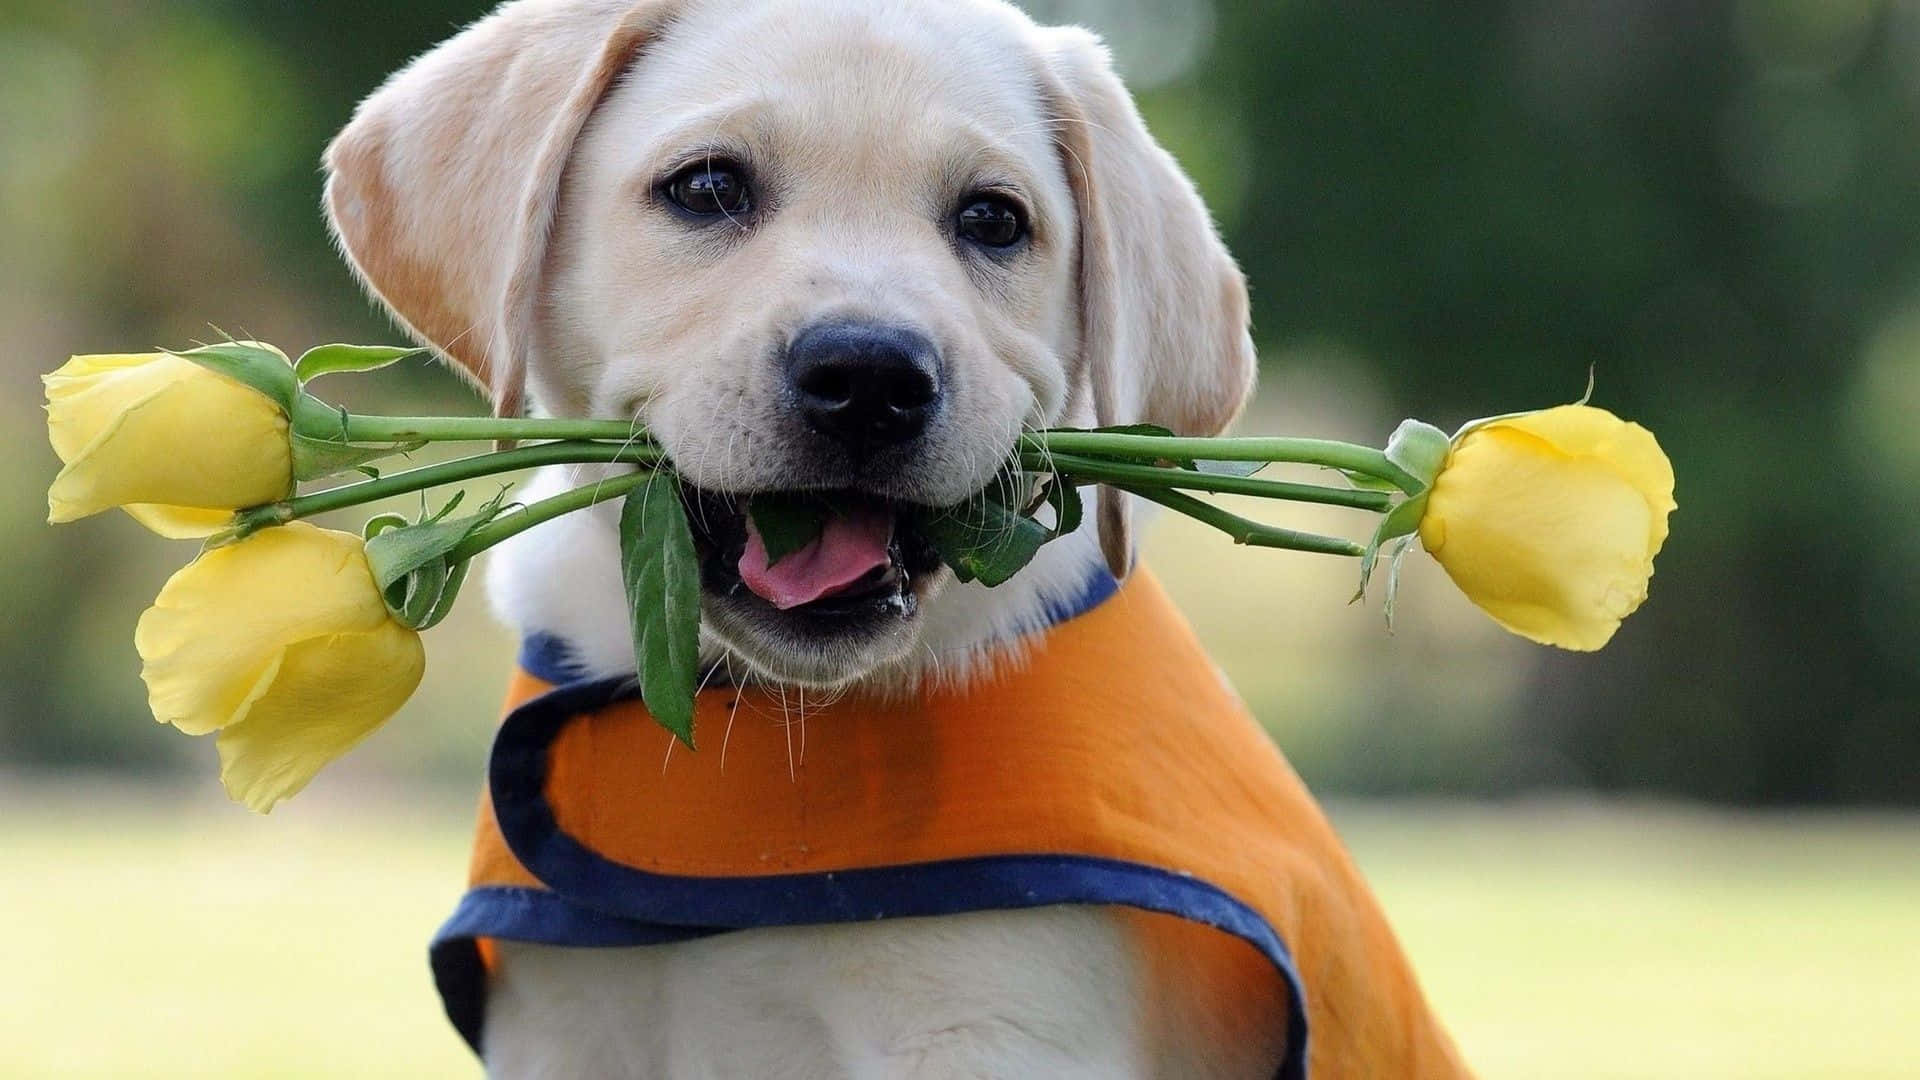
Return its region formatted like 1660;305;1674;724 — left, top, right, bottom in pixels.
956;197;1027;249
664;162;754;218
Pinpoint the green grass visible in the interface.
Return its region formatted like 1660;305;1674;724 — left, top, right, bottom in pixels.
2;784;1914;1078
1337;802;1920;1080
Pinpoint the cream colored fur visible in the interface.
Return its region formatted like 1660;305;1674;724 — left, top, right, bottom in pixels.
327;0;1271;1075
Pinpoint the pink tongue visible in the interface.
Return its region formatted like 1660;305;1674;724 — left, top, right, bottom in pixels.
740;505;895;611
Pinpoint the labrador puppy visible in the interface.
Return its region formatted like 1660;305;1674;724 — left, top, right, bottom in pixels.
325;1;1463;1077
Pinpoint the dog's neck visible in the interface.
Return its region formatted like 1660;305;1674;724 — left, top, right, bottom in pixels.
485;464;1115;696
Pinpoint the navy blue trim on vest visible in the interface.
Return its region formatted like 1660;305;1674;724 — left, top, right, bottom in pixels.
1040;564;1120;628
517;633;589;687
433;663;1310;1080
449;566;1308;1076
429;886;722;1054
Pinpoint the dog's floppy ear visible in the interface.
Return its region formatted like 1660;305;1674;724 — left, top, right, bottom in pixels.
324;0;679;421
1039;30;1257;579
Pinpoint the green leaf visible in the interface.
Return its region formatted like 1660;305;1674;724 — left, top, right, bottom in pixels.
915;477;1054;587
747;495;828;568
1041;474;1085;539
295;343;430;382
169;341;298;413
620;478;702;748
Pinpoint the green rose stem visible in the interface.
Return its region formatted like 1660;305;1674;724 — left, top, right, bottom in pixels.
241;414;1417;561
1129;486;1368;558
328;413;1421;493
445;470;656;564
1025;452;1394;512
337;416;646;444
240;440;663;528
1020;432;1425;494
278;425;1402;522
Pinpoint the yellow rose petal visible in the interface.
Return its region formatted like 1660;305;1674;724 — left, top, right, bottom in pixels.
44;352;292;534
135;524;406;734
1492;404;1678;554
120;504;240;541
215;622;426;813
1420;405;1676;652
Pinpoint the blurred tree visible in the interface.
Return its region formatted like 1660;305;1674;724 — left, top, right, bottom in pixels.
1186;1;1920;803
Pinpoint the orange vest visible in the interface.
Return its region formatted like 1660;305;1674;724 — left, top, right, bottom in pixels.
432;570;1470;1079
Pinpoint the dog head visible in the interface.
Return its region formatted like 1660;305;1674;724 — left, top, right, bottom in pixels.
325;0;1253;687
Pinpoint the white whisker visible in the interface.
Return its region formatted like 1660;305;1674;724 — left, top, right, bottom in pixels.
719;657;741;774
779;687;796;783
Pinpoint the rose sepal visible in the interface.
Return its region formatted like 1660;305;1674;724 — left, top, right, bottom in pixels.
1353;488;1428;610
167;341;299;415
287;392;425;482
294;343;429;383
1382;419;1450;489
1351;418;1447;618
363;489;511;630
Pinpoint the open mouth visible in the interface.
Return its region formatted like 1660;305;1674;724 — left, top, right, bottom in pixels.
680;484;944;625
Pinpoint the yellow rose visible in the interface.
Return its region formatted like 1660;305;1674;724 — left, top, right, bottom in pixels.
45;352;294;539
135;523;426;813
1417;404;1676;651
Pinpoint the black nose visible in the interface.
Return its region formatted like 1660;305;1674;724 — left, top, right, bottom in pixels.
787;322;940;456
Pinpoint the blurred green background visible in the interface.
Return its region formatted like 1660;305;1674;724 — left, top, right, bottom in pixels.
3;1;1916;1077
